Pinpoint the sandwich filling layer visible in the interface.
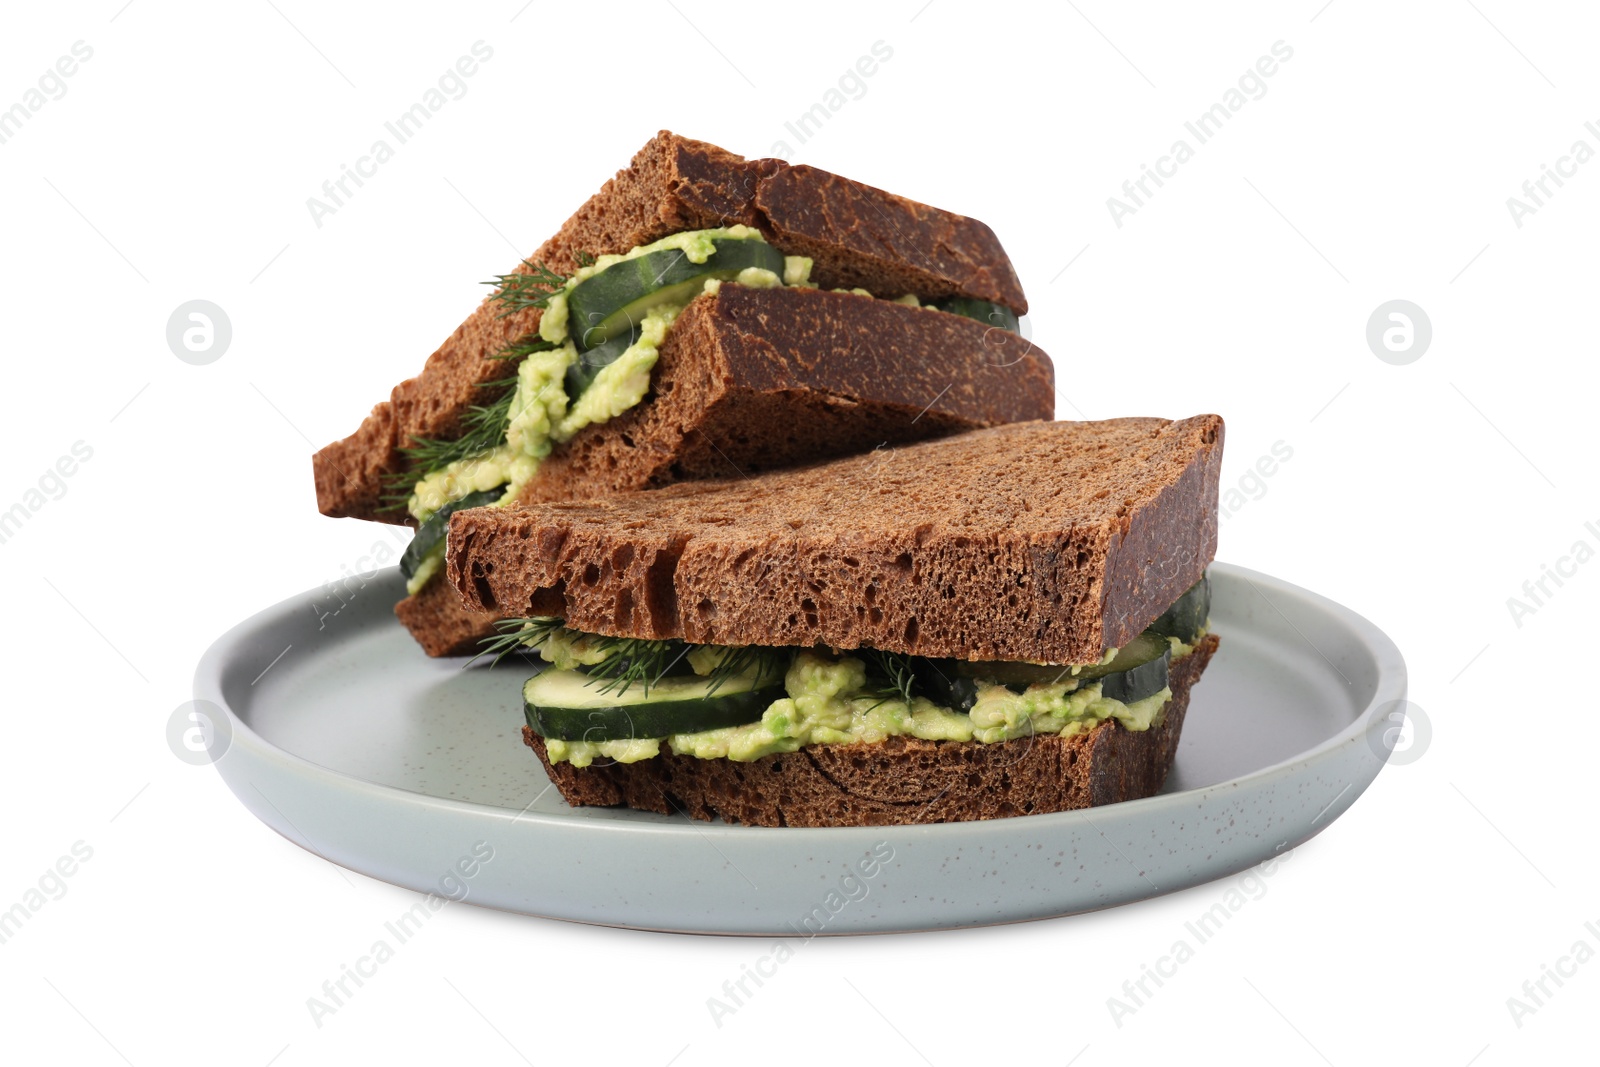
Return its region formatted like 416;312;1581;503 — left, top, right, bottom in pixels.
400;226;801;593
398;227;1023;595
503;577;1211;767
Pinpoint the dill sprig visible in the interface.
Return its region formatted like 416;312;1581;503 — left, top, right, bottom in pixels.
863;648;918;707
701;646;788;697
386;376;518;492
471;617;565;668
378;254;585;507
583;636;692;697
381;342;549;503
584;638;788;697
486;261;569;318
474;618;693;695
471;618;789;700
490;333;561;361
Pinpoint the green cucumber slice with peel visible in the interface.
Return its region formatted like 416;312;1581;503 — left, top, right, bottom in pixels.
563;327;640;399
566;238;785;351
952;631;1171;705
523;668;783;741
954;659;1078;689
1073;632;1170;683
399;486;505;580
931;296;1021;334
912;658;982;714
1091;634;1171;704
1147;574;1211;643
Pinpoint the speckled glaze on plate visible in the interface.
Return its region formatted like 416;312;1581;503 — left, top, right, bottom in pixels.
195;562;1405;935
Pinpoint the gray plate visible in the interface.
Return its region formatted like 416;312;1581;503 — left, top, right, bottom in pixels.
195;562;1406;935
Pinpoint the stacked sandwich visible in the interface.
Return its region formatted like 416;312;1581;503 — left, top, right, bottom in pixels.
316;132;1223;827
315;131;1053;656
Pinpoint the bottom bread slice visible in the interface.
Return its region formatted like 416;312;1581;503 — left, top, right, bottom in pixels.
394;575;496;657
523;634;1219;827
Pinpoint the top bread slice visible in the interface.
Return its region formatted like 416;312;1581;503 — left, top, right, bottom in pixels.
313;131;1032;525
519;282;1053;503
447;415;1224;665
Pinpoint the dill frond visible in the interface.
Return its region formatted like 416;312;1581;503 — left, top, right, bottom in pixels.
863;648;918;707
702;646;787;697
489;333;561;361
583;636;692;697
486;261;568;318
471;617;564;668
477;618;789;700
392;376;517;477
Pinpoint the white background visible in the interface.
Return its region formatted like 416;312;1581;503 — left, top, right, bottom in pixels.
1;1;1595;1063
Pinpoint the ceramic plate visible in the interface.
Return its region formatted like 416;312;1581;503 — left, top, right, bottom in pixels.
194;562;1406;934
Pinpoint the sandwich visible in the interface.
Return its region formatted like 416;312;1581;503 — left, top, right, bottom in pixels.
311;132;1055;657
446;416;1224;828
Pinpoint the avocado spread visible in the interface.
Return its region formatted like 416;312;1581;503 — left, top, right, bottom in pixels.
541;637;1203;768
401;227;816;592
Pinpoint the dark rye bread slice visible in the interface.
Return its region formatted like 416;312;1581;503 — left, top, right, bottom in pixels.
450;416;1224;665
314;130;1028;525
394;283;1055;656
523;634;1218;827
394;576;492;658
522;284;1052;500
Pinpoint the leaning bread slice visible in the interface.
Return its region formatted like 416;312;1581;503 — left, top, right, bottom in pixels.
447;416;1224;827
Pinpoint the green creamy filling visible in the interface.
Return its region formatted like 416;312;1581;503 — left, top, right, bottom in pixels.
541;633;1204;768
410;227;798;523
404;550;446;596
401;227;815;592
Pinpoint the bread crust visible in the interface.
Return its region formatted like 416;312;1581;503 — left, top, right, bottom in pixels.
522;634;1218;827
313;131;1030;524
450;416;1224;664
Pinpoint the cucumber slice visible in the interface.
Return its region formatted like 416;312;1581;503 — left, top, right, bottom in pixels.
523;668;784;741
566;238;785;351
951;631;1171;704
1089;633;1171;703
563;327;640;399
1148;575;1210;643
931;296;1020;334
912;658;982;714
1075;632;1169;680
399;486;505;580
953;659;1081;689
